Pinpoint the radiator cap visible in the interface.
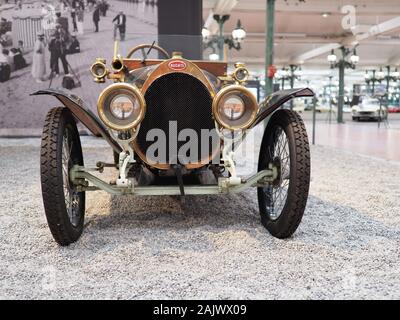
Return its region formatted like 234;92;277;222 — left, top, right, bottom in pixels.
172;51;183;58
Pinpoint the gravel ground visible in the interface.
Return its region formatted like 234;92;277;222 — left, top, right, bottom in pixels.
0;137;399;299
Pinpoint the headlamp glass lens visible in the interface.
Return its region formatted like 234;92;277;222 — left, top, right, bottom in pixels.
93;64;105;77
110;95;138;120
235;68;248;81
221;95;245;120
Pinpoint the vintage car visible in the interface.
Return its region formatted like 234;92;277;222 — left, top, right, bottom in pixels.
33;41;314;246
352;96;388;121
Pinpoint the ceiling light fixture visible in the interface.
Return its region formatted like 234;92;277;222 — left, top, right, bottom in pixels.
391;68;399;78
376;68;385;80
209;53;220;61
201;27;211;41
232;20;246;43
350;49;359;64
327;49;337;63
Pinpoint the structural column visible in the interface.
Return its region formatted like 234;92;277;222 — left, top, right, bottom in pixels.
371;70;376;95
386;66;390;100
289;64;296;110
218;20;224;61
158;0;202;60
265;0;275;96
337;47;345;124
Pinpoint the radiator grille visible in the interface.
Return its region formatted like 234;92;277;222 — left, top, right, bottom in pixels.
136;73;216;166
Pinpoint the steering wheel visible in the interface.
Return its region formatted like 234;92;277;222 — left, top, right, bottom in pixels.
126;44;170;60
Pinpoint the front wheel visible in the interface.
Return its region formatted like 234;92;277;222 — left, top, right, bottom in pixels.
257;109;310;238
40;107;85;246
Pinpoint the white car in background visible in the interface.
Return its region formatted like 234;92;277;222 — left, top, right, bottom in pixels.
292;99;305;112
315;103;331;113
343;106;352;113
352;97;388;121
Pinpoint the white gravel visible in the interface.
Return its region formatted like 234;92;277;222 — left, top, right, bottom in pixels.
0;137;399;299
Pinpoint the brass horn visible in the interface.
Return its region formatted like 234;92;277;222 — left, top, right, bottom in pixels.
111;41;125;72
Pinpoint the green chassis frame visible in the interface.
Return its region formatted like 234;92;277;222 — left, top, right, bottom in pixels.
70;165;278;196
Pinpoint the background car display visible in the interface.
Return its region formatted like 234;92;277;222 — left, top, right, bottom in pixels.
351;96;388;121
388;104;400;113
292;99;305;113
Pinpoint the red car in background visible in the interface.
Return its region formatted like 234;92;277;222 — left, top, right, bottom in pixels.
388;105;400;113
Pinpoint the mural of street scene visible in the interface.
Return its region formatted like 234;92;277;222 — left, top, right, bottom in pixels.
0;0;158;133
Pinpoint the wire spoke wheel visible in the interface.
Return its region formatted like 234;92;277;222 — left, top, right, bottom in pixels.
257;109;310;239
40;107;85;246
265;126;290;220
61;129;81;227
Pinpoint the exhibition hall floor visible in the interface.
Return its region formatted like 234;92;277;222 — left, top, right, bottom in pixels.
0;137;399;299
307;121;400;161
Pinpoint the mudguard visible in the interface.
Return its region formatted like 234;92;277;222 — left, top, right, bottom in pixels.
251;88;314;128
32;88;122;153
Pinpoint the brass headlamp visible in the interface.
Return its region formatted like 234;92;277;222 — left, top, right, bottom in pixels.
91;41;125;83
212;85;258;130
97;83;146;131
90;58;108;83
232;62;249;84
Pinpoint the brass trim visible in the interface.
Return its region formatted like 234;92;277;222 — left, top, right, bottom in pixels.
212;85;258;131
140;58;216;96
131;140;221;171
172;51;183;58
107;41;126;81
232;65;249;84
122;59;227;77
132;58;218;170
234;62;246;68
111;57;125;72
107;72;125;82
97;83;146;131
90;58;108;83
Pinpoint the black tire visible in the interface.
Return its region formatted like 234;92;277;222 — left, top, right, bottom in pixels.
352;116;358;121
40;107;85;246
257;109;310;239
